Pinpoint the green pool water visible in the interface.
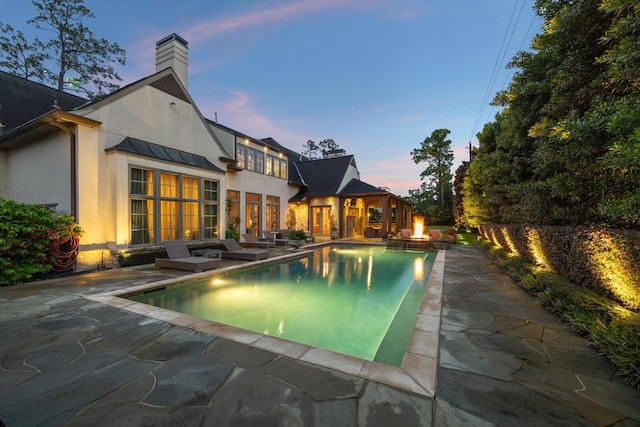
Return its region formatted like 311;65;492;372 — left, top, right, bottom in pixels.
130;244;434;365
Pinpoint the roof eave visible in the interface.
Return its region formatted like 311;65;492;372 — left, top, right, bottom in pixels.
0;110;101;150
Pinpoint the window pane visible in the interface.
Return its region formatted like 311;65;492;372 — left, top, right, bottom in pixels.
266;195;279;232
160;173;178;198
273;160;280;178
266;156;273;176
182;176;198;200
280;159;287;179
131;168;153;195
245;193;261;236
236;145;245;169
182;202;199;240
204;204;218;239
160;200;179;241
247;148;255;171
131;199;153;244
204;180;218;201
256;151;264;174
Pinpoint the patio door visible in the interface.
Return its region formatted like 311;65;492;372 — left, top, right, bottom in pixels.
311;206;331;236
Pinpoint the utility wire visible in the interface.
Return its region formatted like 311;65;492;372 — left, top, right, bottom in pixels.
468;0;534;144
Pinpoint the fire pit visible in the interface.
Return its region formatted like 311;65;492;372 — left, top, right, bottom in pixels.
386;217;446;251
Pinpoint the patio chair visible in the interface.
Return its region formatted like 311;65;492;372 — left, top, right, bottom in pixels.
241;233;275;248
429;229;443;240
155;240;221;272
262;230;288;246
221;239;269;260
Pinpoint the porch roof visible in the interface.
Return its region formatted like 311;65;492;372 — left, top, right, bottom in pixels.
339;178;386;196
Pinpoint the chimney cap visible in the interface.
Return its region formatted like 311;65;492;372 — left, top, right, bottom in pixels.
156;33;188;49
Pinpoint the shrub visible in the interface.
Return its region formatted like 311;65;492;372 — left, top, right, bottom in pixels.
117;250;167;267
479;224;640;310
0;199;83;285
289;229;308;241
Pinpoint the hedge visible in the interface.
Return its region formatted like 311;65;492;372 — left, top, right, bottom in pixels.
479;224;640;310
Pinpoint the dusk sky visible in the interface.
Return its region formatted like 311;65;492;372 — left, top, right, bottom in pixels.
1;0;542;197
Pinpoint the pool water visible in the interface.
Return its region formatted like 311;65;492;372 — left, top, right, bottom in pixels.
130;245;434;365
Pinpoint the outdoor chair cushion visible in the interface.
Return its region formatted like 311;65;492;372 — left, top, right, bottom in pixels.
221;239;269;260
155;240;221;272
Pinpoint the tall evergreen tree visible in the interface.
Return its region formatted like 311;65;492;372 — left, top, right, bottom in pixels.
411;129;454;212
0;0;126;99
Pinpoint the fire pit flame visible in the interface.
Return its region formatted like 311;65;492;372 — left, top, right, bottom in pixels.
411;216;429;239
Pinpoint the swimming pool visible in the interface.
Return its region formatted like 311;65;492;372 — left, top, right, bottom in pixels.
129;244;434;366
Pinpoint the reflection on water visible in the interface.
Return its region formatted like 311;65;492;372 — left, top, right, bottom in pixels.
132;245;434;362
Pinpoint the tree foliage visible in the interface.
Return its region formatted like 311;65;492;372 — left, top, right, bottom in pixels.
0;0;126;99
410;129;454;218
462;0;640;229
301;138;341;160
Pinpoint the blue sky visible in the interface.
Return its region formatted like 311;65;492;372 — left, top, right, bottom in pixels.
1;0;542;196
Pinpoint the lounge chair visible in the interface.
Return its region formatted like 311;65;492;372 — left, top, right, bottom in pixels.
262;230;288;246
221;239;269;260
155;240;221;272
241;233;275;248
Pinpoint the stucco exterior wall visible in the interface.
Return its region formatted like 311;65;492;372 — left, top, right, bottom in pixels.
80;85;227;163
72;79;228;251
212;127;291;236
1;134;71;213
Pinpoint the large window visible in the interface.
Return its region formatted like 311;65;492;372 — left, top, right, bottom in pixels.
129;167;219;245
266;154;287;179
266;196;279;232
245;192;261;237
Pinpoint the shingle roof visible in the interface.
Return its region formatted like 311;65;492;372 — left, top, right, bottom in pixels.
340;178;385;195
289;155;356;201
106;137;224;173
0;71;88;132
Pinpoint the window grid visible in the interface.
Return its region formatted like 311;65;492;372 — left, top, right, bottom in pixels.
266;195;279;232
130;167;219;245
245;192;261;237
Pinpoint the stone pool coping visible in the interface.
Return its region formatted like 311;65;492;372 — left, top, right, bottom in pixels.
86;243;444;397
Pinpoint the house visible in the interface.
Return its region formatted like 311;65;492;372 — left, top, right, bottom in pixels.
206;121;292;238
1;34;229;269
286;152;412;240
0;33;411;271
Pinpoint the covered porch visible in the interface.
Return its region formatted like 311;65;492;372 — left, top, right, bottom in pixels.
339;192;412;240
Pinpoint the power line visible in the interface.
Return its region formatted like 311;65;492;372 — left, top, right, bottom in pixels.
468;0;534;145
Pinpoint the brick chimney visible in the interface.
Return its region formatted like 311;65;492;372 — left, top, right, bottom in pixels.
156;33;188;87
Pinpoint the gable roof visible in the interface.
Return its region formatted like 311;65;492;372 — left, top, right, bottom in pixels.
106;137;224;173
0;70;88;133
289;155;356;201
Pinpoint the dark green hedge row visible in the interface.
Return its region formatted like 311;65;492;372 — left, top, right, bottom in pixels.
479;225;640;310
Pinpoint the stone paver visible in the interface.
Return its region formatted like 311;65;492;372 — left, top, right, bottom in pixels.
0;244;638;426
437;245;640;426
